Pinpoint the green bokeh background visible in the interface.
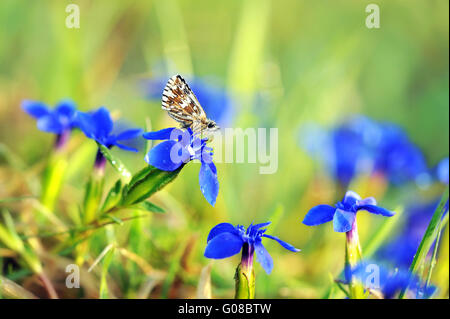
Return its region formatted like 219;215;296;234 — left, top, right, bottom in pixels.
0;0;448;298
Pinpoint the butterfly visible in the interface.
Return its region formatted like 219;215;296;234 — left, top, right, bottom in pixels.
161;75;219;138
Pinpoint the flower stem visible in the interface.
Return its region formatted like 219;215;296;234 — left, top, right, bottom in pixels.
54;130;70;151
40;149;68;212
234;243;255;299
83;150;106;224
38;272;59;299
77;150;106;265
345;220;364;299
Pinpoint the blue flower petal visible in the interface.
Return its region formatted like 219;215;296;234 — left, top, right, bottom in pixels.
255;241;273;274
55;100;77;118
22;100;50;119
333;209;356;232
343;190;361;206
37;115;63;133
357;197;377;206
204;232;243;259
76;111;97;139
115;143;139;152
436;157;449;184
303;205;336;226
262;234;300;252
91;107;113;138
115;128;143;141
207;223;238;242
143;127;177;140
145;140;189;171
252;222;271;230
199;161;219;206
357;205;395;217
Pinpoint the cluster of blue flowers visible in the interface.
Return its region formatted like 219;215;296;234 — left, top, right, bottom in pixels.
22;96;447;299
22;99;219;206
299;115;444;187
22;100;143;153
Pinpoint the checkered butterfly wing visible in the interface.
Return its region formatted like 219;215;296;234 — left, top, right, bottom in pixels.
161;75;207;128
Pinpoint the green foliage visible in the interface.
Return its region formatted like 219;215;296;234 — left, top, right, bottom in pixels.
399;187;449;298
0;0;448;299
121;165;182;206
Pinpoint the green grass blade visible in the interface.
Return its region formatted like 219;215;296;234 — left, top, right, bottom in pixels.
0;196;34;203
98;245;115;299
425;212;449;291
399;186;449;298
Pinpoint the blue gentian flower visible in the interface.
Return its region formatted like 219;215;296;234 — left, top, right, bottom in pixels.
144;76;234;127
143;127;219;206
373;123;428;186
298;116;429;186
349;260;437;299
303;190;395;233
22;99;78;134
204;222;300;274
76;107;143;152
436;157;449;185
299;116;381;186
22;99;78;148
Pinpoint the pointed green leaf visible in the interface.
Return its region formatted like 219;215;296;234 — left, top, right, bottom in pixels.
121;165;182;205
101;179;122;213
132;201;165;214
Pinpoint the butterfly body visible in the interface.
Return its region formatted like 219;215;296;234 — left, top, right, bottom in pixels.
161;75;219;138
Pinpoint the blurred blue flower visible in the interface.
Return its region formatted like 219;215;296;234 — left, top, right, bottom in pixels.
299;116;381;185
376;199;440;269
204;222;300;274
298;116;429;186
143;127;219;206
374;123;428;186
144;76;234;127
349;260;437;299
22;99;78;134
76;107;143;152
436;157;449;185
303;190;395;232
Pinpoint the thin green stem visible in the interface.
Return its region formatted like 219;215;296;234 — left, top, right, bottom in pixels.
425;212;448;290
20;214;149;240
